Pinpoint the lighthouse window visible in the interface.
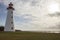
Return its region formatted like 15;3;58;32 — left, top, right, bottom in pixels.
11;27;13;30
11;16;13;18
11;22;13;24
11;11;13;13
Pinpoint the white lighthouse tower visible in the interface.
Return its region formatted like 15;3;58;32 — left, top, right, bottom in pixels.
4;2;15;32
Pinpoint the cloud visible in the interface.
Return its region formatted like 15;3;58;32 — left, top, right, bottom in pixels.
48;12;60;17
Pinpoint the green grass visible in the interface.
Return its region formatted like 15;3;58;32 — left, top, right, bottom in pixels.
0;31;60;40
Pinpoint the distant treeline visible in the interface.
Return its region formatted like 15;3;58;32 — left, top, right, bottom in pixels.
0;26;21;32
0;26;4;31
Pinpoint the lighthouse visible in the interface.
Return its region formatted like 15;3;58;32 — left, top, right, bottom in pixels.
4;2;15;32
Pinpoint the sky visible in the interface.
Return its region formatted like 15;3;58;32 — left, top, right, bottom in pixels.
0;0;60;31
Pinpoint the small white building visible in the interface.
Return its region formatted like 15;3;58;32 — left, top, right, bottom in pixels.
4;2;15;32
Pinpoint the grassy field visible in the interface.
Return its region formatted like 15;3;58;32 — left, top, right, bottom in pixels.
0;31;60;40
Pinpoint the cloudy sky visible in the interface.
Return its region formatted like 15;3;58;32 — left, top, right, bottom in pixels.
0;0;60;31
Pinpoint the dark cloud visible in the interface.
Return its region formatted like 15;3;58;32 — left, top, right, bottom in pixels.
48;12;60;17
31;0;38;6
